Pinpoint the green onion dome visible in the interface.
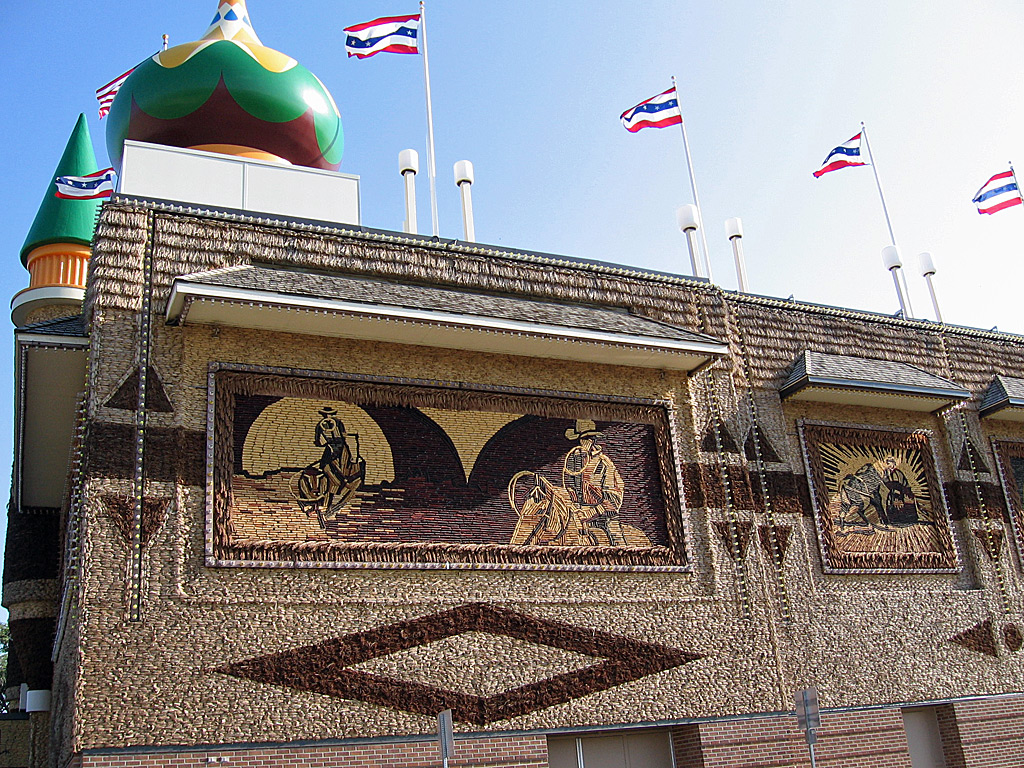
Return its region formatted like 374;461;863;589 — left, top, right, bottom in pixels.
105;0;343;171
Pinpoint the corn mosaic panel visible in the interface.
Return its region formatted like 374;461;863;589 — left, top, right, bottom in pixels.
799;420;960;573
208;367;687;569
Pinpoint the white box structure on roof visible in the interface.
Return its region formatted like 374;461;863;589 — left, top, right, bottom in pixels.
118;140;360;225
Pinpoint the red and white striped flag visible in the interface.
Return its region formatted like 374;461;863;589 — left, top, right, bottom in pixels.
620;87;683;132
95;68;135;119
54;168;116;199
344;14;420;58
813;133;867;178
972;170;1022;215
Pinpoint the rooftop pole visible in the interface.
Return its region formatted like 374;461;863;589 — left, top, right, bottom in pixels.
420;1;440;236
861;121;913;318
672;76;713;281
1010;161;1022;211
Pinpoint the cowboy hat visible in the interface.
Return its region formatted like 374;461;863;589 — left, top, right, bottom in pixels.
565;419;602;440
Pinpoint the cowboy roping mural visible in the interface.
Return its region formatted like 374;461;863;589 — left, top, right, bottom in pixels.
290;406;366;527
211;369;686;569
508;419;651;547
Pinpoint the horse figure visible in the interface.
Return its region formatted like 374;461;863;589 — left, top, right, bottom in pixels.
835;462;888;530
507;471;651;547
834;458;929;532
290;429;365;529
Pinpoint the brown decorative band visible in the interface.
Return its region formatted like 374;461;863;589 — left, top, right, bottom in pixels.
216;602;701;725
5;643;23;689
681;465;810;515
86;423;205;485
8;617;56;689
3;514;60;583
944;480;1008;521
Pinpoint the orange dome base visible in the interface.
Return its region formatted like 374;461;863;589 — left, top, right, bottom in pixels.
26;243;90;290
189;144;291;164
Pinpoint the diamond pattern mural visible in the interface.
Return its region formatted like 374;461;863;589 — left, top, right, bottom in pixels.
216;602;701;724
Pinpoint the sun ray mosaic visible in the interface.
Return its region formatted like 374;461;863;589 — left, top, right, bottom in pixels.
799;421;960;573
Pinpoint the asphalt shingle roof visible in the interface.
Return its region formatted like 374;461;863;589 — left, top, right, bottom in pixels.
980;375;1024;417
178;265;723;346
17;314;86;337
782;350;967;397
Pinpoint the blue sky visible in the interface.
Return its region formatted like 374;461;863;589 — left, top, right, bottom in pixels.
5;1;1023;325
0;1;1022;589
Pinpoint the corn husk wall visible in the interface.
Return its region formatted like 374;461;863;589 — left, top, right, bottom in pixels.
53;200;1024;757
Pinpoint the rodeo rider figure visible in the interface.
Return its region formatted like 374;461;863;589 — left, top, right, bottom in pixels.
314;406;356;496
562;419;626;546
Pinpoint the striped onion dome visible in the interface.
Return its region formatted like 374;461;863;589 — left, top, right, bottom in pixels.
105;0;343;171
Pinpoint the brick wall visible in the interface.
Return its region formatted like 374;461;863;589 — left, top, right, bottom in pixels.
935;703;966;768
78;735;548;768
686;709;912;768
671;724;704;768
60;696;1024;768
948;696;1024;767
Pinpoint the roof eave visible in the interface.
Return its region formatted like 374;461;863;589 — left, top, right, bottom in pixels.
166;281;727;372
780;375;970;411
979;397;1024;420
15;332;88;347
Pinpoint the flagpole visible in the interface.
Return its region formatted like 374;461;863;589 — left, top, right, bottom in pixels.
672;77;713;281
861;121;913;317
859;122;896;245
1010;161;1023;210
420;0;440;237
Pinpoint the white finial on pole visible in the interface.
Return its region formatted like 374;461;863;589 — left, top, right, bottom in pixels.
725;217;748;292
399;149;419;234
454;160;475;241
671;76;713;282
918;252;943;323
882;245;909;318
162;34;169;50
675;204;703;278
419;1;439;237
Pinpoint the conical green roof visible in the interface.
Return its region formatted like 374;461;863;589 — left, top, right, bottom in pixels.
21;114;101;265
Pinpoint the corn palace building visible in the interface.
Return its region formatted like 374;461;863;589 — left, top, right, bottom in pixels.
4;3;1024;768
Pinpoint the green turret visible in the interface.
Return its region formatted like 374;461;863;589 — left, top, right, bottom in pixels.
13;114;99;326
21;114;101;266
